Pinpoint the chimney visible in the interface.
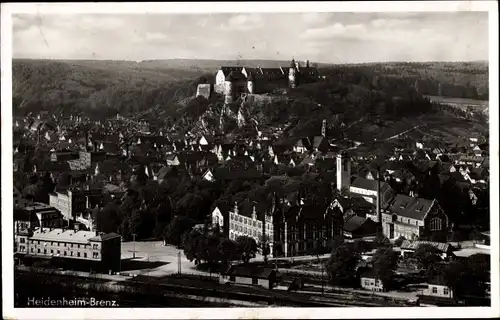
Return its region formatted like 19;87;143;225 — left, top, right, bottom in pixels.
234;201;238;215
376;169;381;223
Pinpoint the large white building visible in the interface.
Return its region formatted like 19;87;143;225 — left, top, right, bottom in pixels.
211;201;274;255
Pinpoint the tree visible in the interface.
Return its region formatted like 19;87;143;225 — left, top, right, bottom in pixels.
236;236;258;263
325;242;360;287
95;202;121;233
394;236;406;247
413;244;442;279
163;216;195;248
217;239;239;265
373;231;391;248
330;235;345;251
372;246;399;290
352;239;372;254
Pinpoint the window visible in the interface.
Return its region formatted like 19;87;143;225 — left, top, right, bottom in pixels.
64;251;67;256
252;277;258;285
93;252;99;258
432;287;438;294
77;252;81;257
364;280;370;286
444;288;449;295
253;221;256;227
20;246;26;251
37;249;40;253
71;244;74;248
50;250;54;254
78;244;80;249
430;217;442;231
20;238;26;243
70;252;73;256
31;248;34;253
57;250;60;254
84;253;87;258
229;275;235;281
244;227;247;233
44;249;47;254
64;243;67;247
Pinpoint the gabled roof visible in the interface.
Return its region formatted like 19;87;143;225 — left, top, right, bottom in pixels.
221;265;278;279
220;66;243;76
351;177;391;193
388;195;436;221
400;240;451;253
343;215;371;232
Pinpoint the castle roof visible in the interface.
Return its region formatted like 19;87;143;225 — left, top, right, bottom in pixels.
225;70;246;81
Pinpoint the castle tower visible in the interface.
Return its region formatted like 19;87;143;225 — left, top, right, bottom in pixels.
321;119;327;137
247;72;255;94
224;72;235;104
336;151;351;193
289;58;297;89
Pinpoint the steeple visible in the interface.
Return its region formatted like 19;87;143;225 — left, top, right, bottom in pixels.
289;58;297;89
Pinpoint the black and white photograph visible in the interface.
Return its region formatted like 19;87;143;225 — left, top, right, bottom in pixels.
2;1;498;319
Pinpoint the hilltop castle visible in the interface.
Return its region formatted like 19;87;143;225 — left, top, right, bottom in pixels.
214;59;319;104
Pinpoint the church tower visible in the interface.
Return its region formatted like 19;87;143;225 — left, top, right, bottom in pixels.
247;72;255;94
336;151;351;193
289;58;297;89
224;72;235;104
321;119;327;137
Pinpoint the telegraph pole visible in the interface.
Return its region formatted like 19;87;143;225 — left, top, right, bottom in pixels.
177;251;182;275
132;233;136;259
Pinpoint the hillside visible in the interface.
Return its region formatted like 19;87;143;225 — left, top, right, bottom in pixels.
12;59;489;145
12;59;208;118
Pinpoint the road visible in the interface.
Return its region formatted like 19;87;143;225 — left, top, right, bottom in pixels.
385;124;426;141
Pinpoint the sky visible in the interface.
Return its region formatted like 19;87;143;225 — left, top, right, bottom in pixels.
12;12;489;63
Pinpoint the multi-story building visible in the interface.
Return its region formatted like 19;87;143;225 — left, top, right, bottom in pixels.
18;202;64;229
49;187;102;221
16;226;121;272
211;200;274;254
382;195;449;241
274;201;343;257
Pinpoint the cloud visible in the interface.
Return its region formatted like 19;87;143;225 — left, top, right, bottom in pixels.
224;14;264;31
301;13;333;26
11;12;489;63
299;23;366;40
145;32;168;41
370;18;411;28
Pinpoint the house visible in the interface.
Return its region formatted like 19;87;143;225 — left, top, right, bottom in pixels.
166;154;181;166
219;265;281;290
293;138;311;154
17;227;122;273
202;169;215;182
343;215;378;239
418;278;456;307
399;240;453;259
360;269;385;292
349;177;395;208
277;201;343;257
211;200;273;251
382;195;448;241
310;136;329;153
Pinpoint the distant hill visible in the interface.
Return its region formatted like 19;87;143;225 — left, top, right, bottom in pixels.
12;59;209;118
137;59;332;73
